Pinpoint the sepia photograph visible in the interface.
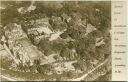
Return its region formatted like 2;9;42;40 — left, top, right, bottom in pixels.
0;1;112;81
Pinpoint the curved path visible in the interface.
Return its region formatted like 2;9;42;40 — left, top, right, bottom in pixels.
70;56;111;81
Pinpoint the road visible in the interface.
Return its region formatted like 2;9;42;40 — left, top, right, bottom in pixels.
0;75;16;81
1;43;111;81
0;68;16;81
0;57;110;81
70;56;110;81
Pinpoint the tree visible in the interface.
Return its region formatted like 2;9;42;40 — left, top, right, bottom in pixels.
38;38;53;56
